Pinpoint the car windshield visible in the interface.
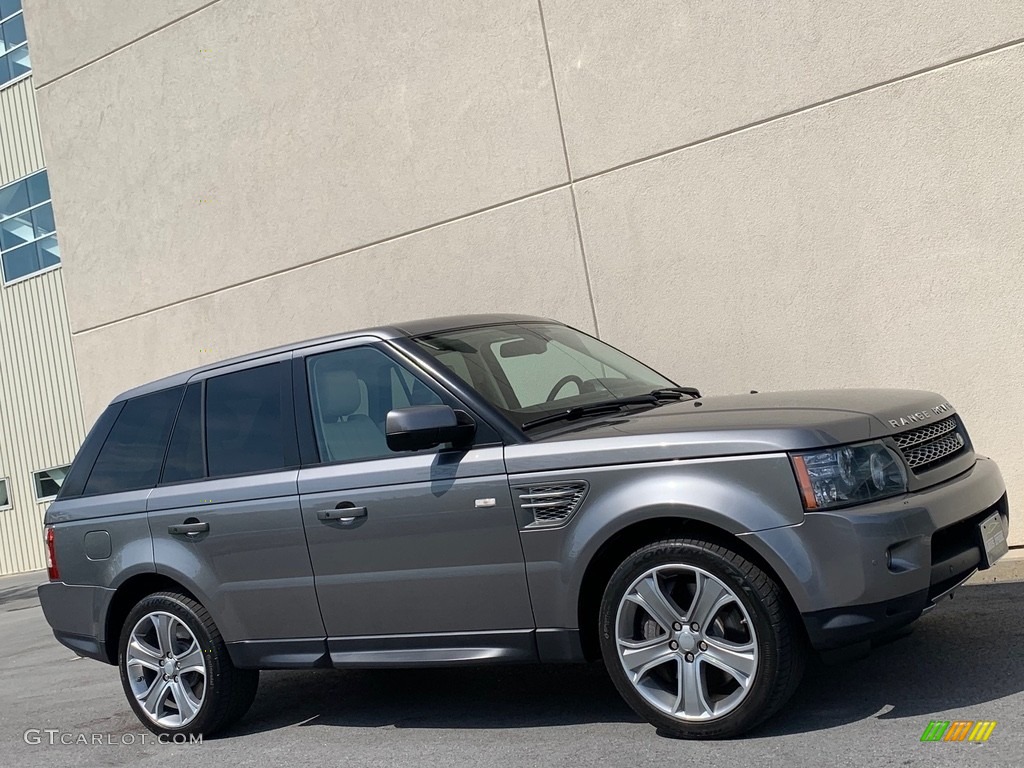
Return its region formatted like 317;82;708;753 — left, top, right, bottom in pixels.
413;323;677;430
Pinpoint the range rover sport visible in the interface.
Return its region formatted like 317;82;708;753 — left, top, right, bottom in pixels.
38;315;1009;739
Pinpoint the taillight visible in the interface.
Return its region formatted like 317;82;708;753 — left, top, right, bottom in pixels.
45;526;59;581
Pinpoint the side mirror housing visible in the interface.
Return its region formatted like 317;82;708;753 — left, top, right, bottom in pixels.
385;405;476;452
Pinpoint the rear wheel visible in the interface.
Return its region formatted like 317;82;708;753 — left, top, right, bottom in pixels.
118;591;259;737
598;537;804;739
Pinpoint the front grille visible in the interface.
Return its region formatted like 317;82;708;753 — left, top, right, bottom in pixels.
893;417;957;449
893;417;968;472
516;482;588;528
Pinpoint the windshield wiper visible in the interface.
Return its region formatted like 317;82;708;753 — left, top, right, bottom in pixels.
650;386;702;400
521;395;661;431
521;387;701;431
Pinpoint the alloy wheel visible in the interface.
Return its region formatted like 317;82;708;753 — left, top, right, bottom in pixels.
125;611;207;728
615;564;758;721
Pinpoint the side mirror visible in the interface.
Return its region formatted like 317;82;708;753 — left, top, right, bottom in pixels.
385;405;476;452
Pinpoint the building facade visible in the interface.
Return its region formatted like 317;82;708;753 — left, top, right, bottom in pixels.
0;0;85;574
19;1;1024;545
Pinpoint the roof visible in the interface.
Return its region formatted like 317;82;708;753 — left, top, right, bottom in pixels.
110;313;554;404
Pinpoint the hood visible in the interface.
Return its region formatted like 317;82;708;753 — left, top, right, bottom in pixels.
506;388;958;473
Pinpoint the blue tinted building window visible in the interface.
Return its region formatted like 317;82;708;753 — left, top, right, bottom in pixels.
0;170;60;284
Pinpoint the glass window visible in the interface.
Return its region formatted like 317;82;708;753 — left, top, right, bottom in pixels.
0;1;29;88
415;323;675;429
162;383;204;484
0;477;9;509
0;170;60;283
84;387;183;495
206;364;288;478
0;1;22;21
307;347;442;464
33;465;71;501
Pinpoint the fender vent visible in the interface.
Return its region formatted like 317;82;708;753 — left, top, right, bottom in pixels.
516;481;589;528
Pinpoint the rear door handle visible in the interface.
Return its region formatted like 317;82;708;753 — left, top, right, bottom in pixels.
168;521;209;536
317;504;367;523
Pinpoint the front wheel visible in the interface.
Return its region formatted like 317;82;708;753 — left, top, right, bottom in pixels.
598;537;805;739
118;591;259;738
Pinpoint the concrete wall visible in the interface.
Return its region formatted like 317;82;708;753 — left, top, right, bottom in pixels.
23;0;1024;544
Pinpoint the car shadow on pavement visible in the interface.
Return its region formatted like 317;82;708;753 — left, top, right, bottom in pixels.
227;580;1024;738
756;579;1024;737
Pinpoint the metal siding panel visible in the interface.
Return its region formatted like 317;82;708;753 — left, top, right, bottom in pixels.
0;77;45;185
0;76;83;573
0;270;85;575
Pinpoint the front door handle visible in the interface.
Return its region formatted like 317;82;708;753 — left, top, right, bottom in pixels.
317;504;368;523
168;520;209;536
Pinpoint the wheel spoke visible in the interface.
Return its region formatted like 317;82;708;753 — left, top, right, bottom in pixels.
687;573;729;628
141;676;171;716
172;679;201;722
619;637;676;682
127;637;163;670
175;641;206;676
629;574;681;631
701;637;756;684
152;613;176;656
676;659;711;718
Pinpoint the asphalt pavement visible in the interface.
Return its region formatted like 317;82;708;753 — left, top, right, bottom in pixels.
2;558;1023;768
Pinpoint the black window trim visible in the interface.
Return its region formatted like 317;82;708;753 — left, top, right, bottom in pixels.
291;338;504;470
156;381;206;488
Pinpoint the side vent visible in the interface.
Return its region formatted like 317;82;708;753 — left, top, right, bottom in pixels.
516;481;589;528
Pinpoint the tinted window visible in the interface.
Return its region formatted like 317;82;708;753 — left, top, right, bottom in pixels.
56;403;123;499
206;364;287;477
84;387;183;495
162;383;204;483
307;347;442;464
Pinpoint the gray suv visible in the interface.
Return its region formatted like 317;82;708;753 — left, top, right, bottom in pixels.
38;315;1009;739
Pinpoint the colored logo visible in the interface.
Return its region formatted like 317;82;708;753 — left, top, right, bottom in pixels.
920;720;996;742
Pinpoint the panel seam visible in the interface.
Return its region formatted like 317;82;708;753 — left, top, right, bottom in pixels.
33;0;227;89
536;0;601;336
572;34;1024;184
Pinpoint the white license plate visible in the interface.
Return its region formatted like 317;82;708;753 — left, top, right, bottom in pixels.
979;511;1008;568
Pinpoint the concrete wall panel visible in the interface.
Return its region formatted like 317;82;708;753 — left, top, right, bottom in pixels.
72;189;593;421
22;0;212;85
542;0;1024;177
35;0;566;332
575;46;1024;542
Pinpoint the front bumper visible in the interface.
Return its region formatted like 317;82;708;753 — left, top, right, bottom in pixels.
741;456;1008;650
38;581;115;664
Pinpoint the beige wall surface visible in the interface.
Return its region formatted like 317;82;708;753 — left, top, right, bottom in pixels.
24;1;1024;544
32;0;566;332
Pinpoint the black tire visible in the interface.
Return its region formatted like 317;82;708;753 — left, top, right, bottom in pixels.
598;537;805;739
118;591;259;738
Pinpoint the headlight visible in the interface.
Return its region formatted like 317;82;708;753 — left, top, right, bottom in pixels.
790;441;907;510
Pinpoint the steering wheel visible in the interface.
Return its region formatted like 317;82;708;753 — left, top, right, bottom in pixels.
546;375;585;403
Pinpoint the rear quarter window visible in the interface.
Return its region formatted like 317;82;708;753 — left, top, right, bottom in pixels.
83;387;184;496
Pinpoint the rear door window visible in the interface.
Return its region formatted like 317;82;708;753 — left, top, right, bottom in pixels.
205;363;289;478
83;387;184;495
